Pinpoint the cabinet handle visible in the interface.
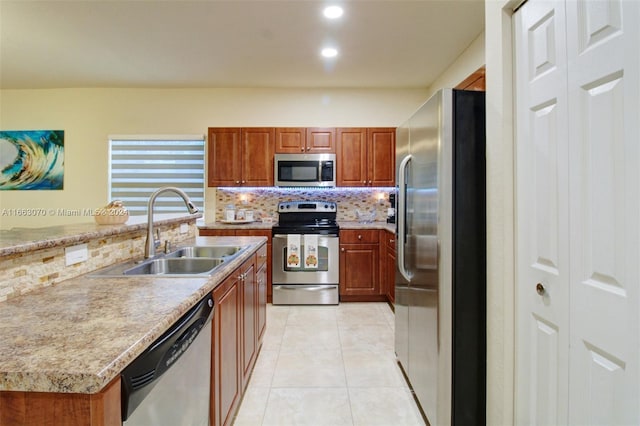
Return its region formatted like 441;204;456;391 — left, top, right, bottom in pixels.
241;180;246;184
368;180;372;185
341;247;345;252
306;147;310;151
363;180;367;184
389;239;395;244
358;234;362;240
235;180;240;184
536;283;545;296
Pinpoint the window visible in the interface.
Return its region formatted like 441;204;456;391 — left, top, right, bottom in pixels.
108;135;204;215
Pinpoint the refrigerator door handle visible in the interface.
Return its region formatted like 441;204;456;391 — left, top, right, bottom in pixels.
397;154;413;281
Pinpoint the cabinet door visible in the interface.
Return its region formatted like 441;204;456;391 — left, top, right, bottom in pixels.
275;127;305;153
240;259;256;390
339;243;379;296
212;275;241;426
256;260;267;343
368;128;395;186
306;127;336;153
240;230;272;302
208;128;241;187
385;233;396;303
336;128;367;186
241;128;275;186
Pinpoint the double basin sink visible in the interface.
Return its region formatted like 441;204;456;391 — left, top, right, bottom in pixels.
90;245;249;277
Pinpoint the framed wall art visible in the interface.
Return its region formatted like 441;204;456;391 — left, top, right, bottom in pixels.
0;130;64;190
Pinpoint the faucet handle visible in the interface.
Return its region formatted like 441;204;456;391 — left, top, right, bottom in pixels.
154;229;161;249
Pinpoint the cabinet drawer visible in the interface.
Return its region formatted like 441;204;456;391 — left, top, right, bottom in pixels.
255;243;268;268
385;231;396;252
199;229;236;237
340;229;379;244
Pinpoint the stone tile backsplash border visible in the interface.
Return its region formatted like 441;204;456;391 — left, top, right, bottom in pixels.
216;187;395;222
0;222;196;302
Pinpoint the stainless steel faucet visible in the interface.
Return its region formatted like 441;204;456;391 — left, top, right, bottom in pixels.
144;187;199;259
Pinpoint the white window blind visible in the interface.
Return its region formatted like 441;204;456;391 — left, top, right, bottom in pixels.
109;135;204;215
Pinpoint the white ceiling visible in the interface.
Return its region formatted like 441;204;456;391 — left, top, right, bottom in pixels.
0;0;485;90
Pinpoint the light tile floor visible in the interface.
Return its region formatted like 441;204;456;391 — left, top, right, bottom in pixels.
233;302;425;426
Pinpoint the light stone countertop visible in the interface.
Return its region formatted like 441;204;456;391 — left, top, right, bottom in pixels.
0;213;202;257
198;219;396;233
0;235;266;394
338;221;396;233
197;219;275;231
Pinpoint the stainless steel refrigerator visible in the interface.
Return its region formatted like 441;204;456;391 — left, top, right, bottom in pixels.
395;88;486;426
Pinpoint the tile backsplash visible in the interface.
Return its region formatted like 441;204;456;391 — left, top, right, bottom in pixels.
215;187;395;222
0;222;196;301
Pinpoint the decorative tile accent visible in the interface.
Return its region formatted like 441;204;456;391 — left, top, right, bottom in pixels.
215;187;395;223
0;222;197;301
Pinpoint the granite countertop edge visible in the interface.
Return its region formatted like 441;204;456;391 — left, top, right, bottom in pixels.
0;235;266;395
0;213;203;257
198;219;396;233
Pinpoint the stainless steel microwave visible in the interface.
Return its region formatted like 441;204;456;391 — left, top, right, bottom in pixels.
274;153;336;187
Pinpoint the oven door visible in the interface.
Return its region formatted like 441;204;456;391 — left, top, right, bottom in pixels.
272;234;339;285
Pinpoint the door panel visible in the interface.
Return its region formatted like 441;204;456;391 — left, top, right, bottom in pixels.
515;1;570;424
516;0;640;424
567;0;639;424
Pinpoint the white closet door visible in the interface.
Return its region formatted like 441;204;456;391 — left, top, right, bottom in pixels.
514;1;570;424
566;0;640;424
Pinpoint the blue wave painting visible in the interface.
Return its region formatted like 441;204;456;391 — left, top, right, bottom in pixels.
0;130;64;190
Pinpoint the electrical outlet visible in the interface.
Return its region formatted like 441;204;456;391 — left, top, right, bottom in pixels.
65;244;88;266
180;223;189;234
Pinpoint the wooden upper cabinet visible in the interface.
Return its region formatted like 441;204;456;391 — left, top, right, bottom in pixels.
275;127;335;153
336;128;368;186
241;128;275;186
207;127;274;187
207;128;241;187
455;66;486;91
306;127;335;153
367;128;395;187
337;127;395;186
275;128;305;153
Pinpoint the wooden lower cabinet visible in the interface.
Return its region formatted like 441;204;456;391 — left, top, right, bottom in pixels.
240;258;256;391
200;228;273;302
211;247;267;426
256;244;268;342
0;376;121;426
339;229;385;302
212;270;242;426
384;230;396;303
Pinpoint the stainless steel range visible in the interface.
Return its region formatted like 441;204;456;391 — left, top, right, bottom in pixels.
272;201;340;305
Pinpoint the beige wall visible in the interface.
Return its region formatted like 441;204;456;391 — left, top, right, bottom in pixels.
426;30;485;98
0;88;428;229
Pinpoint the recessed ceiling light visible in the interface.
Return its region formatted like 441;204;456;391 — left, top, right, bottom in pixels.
321;47;338;58
323;5;343;19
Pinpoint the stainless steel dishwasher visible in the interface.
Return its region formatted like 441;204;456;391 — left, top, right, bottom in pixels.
121;294;214;426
